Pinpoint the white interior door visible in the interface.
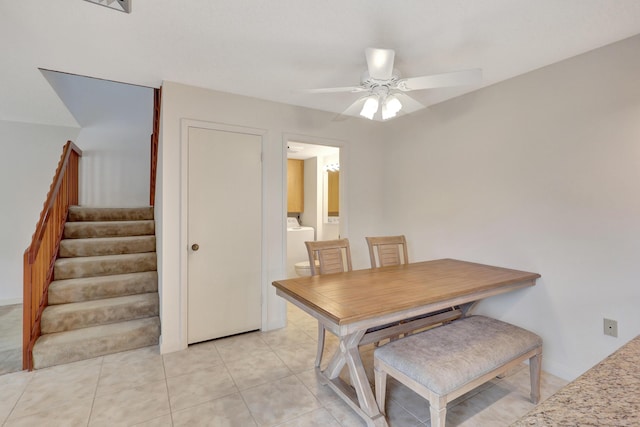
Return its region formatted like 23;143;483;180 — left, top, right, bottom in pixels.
187;126;262;344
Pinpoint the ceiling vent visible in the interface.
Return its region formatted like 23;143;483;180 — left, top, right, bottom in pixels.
84;0;131;13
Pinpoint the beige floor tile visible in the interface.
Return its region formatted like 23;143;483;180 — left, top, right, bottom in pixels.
275;407;341;427
385;376;431;422
385;398;424;427
167;363;238;411
273;342;318;373
241;374;322;426
89;379;170;426
295;322;323;342
0;301;568;427
261;324;317;349
0;371;34;424
132;414;173;426
162;340;223;378
0;349;23;376
454;381;537;427
225;350;293;390
321;397;368;427
97;356;165;396
11;359;101;418
295;369;344;405
172;392;257;426
285;303;309;322
498;363;568;402
4;396;93;427
214;331;272;362
102;345;162;365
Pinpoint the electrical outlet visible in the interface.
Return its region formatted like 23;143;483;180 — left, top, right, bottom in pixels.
603;318;618;337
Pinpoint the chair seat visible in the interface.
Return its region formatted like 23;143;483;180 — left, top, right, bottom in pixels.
374;315;542;395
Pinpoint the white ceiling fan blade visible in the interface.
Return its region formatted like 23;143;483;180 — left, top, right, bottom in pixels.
365;48;395;80
340;96;369;117
393;93;425;114
398;68;482;91
300;86;366;94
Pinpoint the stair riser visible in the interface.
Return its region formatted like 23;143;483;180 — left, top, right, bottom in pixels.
54;253;157;280
49;272;158;305
59;236;156;258
33;206;160;370
68;207;154;222
64;221;155;239
33;317;160;370
41;294;159;334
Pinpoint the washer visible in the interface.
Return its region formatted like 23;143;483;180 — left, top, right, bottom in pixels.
286;217;314;278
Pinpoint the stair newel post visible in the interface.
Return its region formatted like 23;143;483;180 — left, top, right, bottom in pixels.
22;250;32;370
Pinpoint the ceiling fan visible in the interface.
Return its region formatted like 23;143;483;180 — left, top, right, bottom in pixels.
304;48;482;121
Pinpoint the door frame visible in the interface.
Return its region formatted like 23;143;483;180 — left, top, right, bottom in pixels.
180;119;268;349
281;132;348;269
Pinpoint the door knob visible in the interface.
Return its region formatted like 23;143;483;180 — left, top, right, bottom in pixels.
191;243;199;251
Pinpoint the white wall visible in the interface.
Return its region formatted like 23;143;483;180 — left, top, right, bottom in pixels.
43;71;153;207
321;152;340;240
157;82;386;353
301;156;320;233
0;120;80;304
77;124;151;206
380;35;640;380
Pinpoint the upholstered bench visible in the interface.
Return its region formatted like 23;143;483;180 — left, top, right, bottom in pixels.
374;315;542;427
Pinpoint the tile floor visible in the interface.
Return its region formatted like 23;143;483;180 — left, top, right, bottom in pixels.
0;304;22;376
0;304;567;426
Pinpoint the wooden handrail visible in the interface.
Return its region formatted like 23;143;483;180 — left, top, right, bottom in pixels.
23;141;82;370
150;87;160;206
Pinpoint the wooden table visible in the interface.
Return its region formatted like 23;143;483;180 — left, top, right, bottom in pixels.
272;258;541;427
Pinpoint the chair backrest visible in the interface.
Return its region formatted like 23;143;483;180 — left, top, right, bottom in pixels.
305;238;352;276
366;235;409;268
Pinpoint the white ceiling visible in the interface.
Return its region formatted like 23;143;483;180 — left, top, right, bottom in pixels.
2;0;640;127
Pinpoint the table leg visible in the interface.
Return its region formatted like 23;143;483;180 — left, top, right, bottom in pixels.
460;301;478;316
321;329;388;427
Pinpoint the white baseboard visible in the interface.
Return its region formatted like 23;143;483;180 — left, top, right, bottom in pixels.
0;298;22;306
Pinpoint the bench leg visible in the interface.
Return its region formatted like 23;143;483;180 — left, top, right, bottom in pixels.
529;349;542;404
315;321;326;368
430;397;447;427
374;360;388;415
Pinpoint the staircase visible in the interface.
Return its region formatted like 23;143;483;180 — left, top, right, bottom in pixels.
32;206;160;369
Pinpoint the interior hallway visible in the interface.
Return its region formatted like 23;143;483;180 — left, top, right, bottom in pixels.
0;303;567;426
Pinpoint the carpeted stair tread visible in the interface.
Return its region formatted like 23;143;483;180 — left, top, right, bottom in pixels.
49;271;158;304
32;205;160;370
54;252;157;280
41;293;159;334
59;235;156;257
32;317;160;370
64;220;155;239
68;206;154;222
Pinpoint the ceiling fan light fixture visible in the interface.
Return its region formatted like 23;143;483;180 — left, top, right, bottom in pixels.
381;95;402;120
360;95;379;120
385;95;402;114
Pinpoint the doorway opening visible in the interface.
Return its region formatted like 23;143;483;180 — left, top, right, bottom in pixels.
285;141;341;279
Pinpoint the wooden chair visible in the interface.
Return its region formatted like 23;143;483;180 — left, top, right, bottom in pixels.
305;238;352;276
365;235;461;341
304;239;352;367
366;235;409;268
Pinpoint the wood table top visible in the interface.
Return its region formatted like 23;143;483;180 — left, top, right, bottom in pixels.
272;258;540;326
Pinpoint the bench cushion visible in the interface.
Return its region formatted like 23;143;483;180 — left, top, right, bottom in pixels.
374;315;542;395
